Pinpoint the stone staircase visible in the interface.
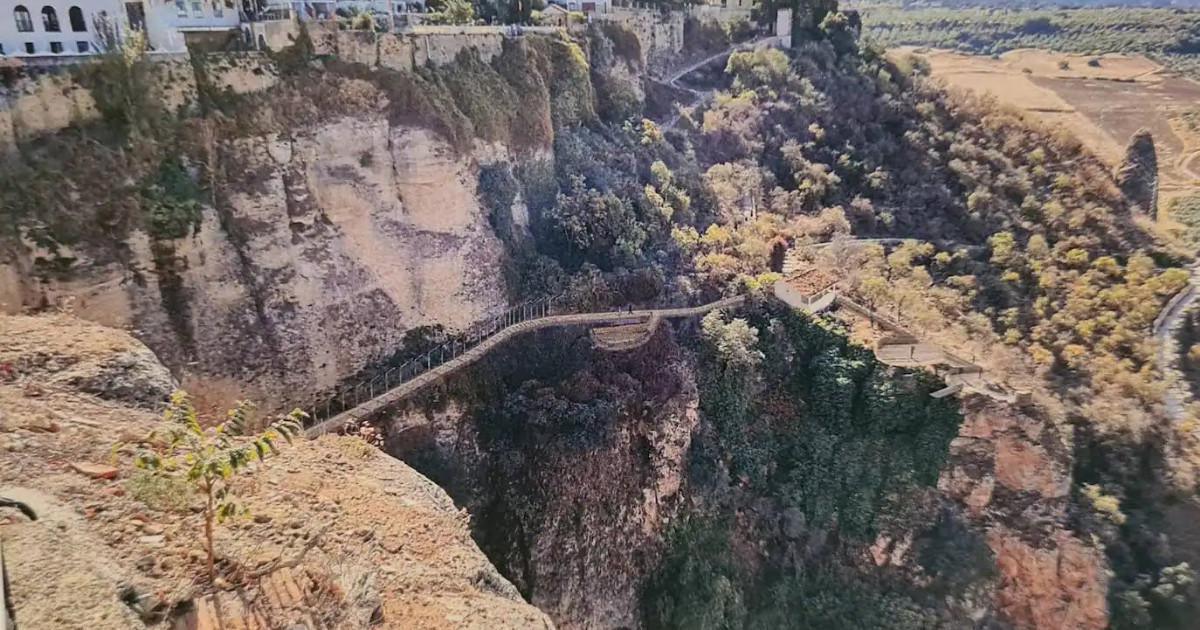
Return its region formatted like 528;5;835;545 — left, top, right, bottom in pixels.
175;567;328;630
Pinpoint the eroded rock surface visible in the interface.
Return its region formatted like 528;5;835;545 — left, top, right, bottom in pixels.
385;328;699;628
940;397;1109;630
2;115;508;409
0;313;550;629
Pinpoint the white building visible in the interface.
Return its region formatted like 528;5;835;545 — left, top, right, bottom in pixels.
0;0;123;58
549;0;609;15
1;0;244;60
142;0;241;53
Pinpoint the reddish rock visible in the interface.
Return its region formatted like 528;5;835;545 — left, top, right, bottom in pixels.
944;399;1111;629
988;527;1109;630
69;461;119;480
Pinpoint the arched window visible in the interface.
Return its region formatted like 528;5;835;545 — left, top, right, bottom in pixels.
68;6;85;31
13;5;33;32
41;6;60;32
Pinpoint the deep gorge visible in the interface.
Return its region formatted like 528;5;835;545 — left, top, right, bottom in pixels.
3;3;1198;627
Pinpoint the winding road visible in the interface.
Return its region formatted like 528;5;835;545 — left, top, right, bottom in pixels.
656;36;776;129
1155;264;1200;421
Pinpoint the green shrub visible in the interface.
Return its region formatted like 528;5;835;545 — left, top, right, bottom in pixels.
642;518;746;630
141;157;204;240
479;162;520;241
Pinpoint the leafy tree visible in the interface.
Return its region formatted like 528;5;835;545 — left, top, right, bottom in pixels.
542;175;647;270
348;9;378;31
726;49;791;92
141;157;204;240
127;391;304;581
644;160;692;223
701;310;763;369
428;0;475;25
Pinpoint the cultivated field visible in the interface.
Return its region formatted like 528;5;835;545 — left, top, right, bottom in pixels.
892;47;1200;222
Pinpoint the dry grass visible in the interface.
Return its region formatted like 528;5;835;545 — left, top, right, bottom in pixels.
893;46;1200;221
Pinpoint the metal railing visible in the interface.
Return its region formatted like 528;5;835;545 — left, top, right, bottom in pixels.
304;296;560;426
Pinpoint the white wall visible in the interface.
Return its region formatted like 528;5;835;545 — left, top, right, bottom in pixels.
550;0;610;14
143;0;239;53
0;0;122;58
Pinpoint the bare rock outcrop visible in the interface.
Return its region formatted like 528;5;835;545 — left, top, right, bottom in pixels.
0;313;550;629
1116;128;1158;219
940;397;1109;629
0;313;176;408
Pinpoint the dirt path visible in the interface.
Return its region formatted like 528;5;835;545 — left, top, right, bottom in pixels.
1177;150;1200;182
1155;265;1200;421
657;37;775;130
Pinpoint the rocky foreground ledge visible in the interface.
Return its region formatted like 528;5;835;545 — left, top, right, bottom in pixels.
0;313;551;629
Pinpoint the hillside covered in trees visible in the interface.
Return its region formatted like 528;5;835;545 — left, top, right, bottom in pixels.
3;3;1199;628
395;12;1197;629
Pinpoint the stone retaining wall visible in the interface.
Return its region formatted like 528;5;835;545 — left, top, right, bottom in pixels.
594;7;685;65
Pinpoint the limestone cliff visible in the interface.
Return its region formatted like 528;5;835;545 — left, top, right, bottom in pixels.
383;326;698;628
2;101;510;410
0;31;610;411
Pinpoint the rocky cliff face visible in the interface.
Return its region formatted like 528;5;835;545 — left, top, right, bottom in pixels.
383;326;699;628
939;398;1109;630
380;317;1111;630
1116;128;1159;219
0;313;551;629
2;114;509;409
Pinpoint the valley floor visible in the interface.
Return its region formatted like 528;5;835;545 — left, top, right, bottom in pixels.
891;46;1200;222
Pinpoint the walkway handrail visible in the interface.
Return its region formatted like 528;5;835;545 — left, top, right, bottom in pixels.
303;295;745;437
304;296;559;427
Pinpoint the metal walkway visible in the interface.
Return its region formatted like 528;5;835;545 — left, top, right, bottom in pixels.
304;296;745;438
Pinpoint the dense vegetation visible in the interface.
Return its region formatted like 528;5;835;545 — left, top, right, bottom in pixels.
5;6;1199;628
639;18;1193;630
854;2;1200;77
641;305;976;628
394;11;1197;628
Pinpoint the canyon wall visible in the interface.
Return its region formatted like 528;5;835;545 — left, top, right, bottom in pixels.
0;53;281;154
2;114;511;408
0;43;541;408
594;7;685;68
937;399;1109;629
382;325;699;628
380;314;1111;630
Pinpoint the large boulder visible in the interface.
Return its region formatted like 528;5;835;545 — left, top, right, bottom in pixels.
0;313;176;407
